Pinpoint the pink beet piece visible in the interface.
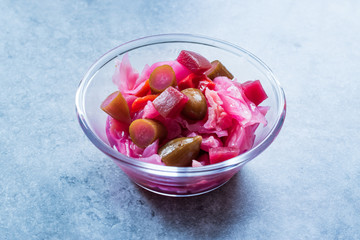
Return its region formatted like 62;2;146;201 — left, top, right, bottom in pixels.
152;87;188;118
176;50;212;74
241;80;268;106
209;147;241;164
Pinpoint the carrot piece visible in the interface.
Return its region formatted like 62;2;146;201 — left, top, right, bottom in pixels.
131;94;159;112
135;79;151;97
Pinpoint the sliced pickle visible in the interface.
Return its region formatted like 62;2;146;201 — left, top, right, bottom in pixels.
205;60;234;80
129;119;167;148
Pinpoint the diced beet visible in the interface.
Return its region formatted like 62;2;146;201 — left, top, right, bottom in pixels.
101;91;131;124
241;80;268;106
152;87;188;118
176;50;212;74
149;65;176;93
209;147;240;164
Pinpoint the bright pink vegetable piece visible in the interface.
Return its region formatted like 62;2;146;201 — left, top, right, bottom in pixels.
138;154;164;165
214;77;267;127
112;54;139;92
152;87;188;118
209;147;241;164
158;118;182;139
142;101;160;119
241;80;268;106
199;134;223;152
225;122;259;154
142;139;159;158
204;88;233;131
176;50;212;74
175;116;229;137
197;153;210;166
192;160;204;167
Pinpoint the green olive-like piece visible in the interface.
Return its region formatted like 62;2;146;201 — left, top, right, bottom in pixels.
158;136;202;167
181;88;207;120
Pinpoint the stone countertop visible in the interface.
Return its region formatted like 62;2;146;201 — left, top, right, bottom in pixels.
1;0;359;239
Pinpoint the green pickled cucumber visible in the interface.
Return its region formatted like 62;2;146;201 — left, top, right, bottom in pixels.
181;88;207;120
158;136;202;167
205;60;234;80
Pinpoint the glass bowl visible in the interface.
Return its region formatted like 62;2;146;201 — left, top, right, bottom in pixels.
75;34;286;197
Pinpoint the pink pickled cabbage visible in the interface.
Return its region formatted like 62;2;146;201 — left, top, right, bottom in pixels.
192;160;204;167
112;54;139;92
112;54;150;96
142;139;159;157
186;132;222;152
225;122;259;154
214;77;267;127
204;88;233;131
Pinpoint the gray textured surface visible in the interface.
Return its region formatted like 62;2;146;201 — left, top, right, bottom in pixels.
1;0;359;239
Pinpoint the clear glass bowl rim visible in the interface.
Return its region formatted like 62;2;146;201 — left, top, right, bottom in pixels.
75;33;286;176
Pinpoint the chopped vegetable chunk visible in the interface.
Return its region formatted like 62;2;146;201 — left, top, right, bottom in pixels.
101;91;131;124
209;147;240;164
176;50;212;74
241;80;268;106
152;87;188;118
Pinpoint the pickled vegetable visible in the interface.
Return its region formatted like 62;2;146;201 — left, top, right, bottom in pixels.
134;79;150;97
149;65;176;94
205;60;234;80
101;91;131;124
131;94;159;112
181;88;207;120
241;80;268;106
176;50;212;74
129;119;167;148
209;147;240;164
158;136;202;167
152;87;188;118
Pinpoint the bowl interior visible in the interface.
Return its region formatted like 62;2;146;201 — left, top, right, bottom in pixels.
77;35;285;169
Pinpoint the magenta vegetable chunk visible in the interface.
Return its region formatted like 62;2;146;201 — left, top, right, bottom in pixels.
152;87;188;118
176;50;212;74
241;80;268;106
209;147;241;164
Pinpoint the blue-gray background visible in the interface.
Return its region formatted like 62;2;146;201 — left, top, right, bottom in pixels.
1;0;359;239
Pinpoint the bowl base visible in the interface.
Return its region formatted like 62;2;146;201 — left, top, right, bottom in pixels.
134;179;231;197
